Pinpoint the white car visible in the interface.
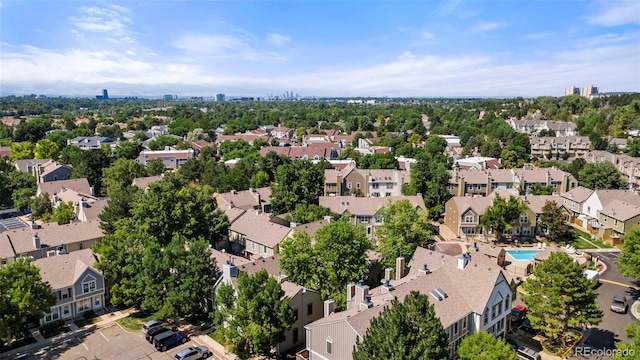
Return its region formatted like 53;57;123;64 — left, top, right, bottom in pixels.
174;346;211;360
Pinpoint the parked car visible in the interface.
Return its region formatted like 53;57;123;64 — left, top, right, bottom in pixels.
142;319;164;335
611;294;628;314
510;305;527;324
153;330;188;352
174;346;211;360
146;325;175;342
584;270;600;284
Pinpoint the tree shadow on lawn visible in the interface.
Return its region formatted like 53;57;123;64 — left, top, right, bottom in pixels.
582;328;618;351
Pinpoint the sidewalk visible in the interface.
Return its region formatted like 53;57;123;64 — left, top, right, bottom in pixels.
1;307;131;359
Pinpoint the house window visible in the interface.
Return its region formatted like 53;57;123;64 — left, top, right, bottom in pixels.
372;192;380;197
386;184;393;189
464;215;474;223
587;206;591;213
505;295;510;311
372;183;379;189
483;312;488;325
491;184;498;190
614;219;618;226
523;227;531;235
462;317;467;330
454;322;458;335
367;227;372;235
252;241;256;250
466;184;473;190
263;246;267;254
385;192;392;197
327;184;333;189
492;304;497;319
374;215;383;224
83;280;96;294
62;288;70;300
307;303;313;316
520;216;528;223
78;242;84;250
356;182;361;189
358;216;370;224
326;338;333;355
62;305;70;315
44;308;60;322
506;184;513;189
448;184;455;190
77;298;91;312
603;216;608;222
293;328;299;343
347;182;352;189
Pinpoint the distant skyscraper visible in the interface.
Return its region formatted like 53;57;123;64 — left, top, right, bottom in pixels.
163;94;174;101
565;86;580;96
581;85;598;98
215;93;226;102
102;89;109;99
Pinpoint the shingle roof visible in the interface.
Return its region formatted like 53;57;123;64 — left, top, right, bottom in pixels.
210;248;251;268
475;243;505;258
79;199;108;221
454;168;570;185
33;248;99;289
601;199;640;222
561;186;594;203
319;196;426;216
38;178;92;197
215;187;271;211
291;219;330;238
14;159;52;173
594;190;640;208
132;175;164;189
229;212;290;248
521;195;562;214
450;196;495;217
1;220;103;258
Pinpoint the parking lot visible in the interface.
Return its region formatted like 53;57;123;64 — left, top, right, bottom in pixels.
0;215;27;232
11;324;218;360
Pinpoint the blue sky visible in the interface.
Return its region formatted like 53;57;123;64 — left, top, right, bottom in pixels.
1;0;639;97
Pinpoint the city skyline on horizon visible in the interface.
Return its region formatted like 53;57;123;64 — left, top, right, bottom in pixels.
1;0;639;98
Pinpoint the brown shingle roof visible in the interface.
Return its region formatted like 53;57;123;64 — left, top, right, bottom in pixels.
521;195;562;214
601;199;640;222
33;248;99;289
291;219;330;238
561;186;594;203
79;199;108;221
132;175;164;189
594;190;640;208
229;212;290;248
319;196;426;216
38;178;91;197
215;187;271;211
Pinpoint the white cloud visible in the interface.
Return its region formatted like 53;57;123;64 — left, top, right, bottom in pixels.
471;22;506;32
70;5;136;43
168;32;286;61
519;32;553;40
585;0;640;26
421;31;436;39
266;33;291;46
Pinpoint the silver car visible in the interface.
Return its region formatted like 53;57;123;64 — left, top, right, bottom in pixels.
174;346;210;360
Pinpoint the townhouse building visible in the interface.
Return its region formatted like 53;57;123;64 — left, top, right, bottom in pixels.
318;196;426;241
214;187;272;214
37;178;94;202
67;136;115;150
136;149;195;169
301;247;513;360
579;189;640;245
530;136;590;159
323;164;409;197
216;256;323;355
34;248;105;325
227;210;291;260
561;186;594;224
0;220;103;264
506;119;577;137
448;167;577;198
14;159;72;183
582;150;640;191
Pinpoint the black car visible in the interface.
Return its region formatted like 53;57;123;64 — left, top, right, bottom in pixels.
146;325;175;342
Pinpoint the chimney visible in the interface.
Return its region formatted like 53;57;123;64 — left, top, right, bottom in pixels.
355;279;369;304
33;233;40;249
279;274;288;283
384;267;394;281
89;186;94;196
418;263;431;275
323;215;333;223
222;260;238;279
346;283;356;302
380;278;394;293
290;220;298;228
228;201;235;209
395;256;405;281
324;299;335;317
31;220;39;230
360;294;373;310
457;255;468;270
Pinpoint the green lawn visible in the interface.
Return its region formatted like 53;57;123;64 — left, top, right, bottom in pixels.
561;228;614;249
74;316;99;328
117;310;163;332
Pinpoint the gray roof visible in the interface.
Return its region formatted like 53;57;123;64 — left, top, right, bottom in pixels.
14;159;51;173
33;248;99;289
38;178;92;197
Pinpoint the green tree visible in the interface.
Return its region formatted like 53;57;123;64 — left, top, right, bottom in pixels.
538;201;566;240
148;135;179;151
30;193;53;220
270;160;324;214
146;159;166;176
405;153;451;220
626;138;640;157
102;158;148;197
71;148;111;196
617;227;640;278
376;199;433;269
0;258;57;346
250;170;270;188
177;159;203;182
278;231;317;289
577;162;627;190
33;138;60;160
216;270;295;359
615;320;640;360
11;188;33;213
353;291;449;360
114;141;143;160
9;141;35;162
457;331;517;360
529;183;554;195
53;201;76;224
479;195;527;240
286;203;333;224
359;152;399;169
522;252;602;347
99;185;141;234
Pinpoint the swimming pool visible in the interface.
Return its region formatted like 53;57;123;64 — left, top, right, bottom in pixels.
506;250;542;261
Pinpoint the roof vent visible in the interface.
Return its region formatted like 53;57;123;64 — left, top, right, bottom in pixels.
360;294;373;310
419;263;431;275
380;278;394;292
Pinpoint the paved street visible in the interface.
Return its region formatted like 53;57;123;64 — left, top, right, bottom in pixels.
8;324;219;360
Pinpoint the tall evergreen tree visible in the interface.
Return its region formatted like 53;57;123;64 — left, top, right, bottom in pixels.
353;291;449;360
457;331;517;360
617;227;640;279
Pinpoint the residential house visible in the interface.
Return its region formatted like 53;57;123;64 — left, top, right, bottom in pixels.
37;178;93;200
271;127;294;139
34;248;105;325
216;256;323;354
215;133;271;146
0;220;104;264
132;175;164;191
506;119;577;137
189;140;213;157
454;157;503;171
302;247;513;359
318;196;426;241
448;167;577;197
519;195;568;237
258;146;337;160
136;149;195;169
77;199;108;222
560;186;594;225
395;156;417;172
580;189;640;238
214;187;272;213
287;218;331;240
598;199;640;245
67;136;115;150
323;164;409;197
530;136;590;158
0;146;10;159
228;210;291;260
14;159;73;183
582;150;640;191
